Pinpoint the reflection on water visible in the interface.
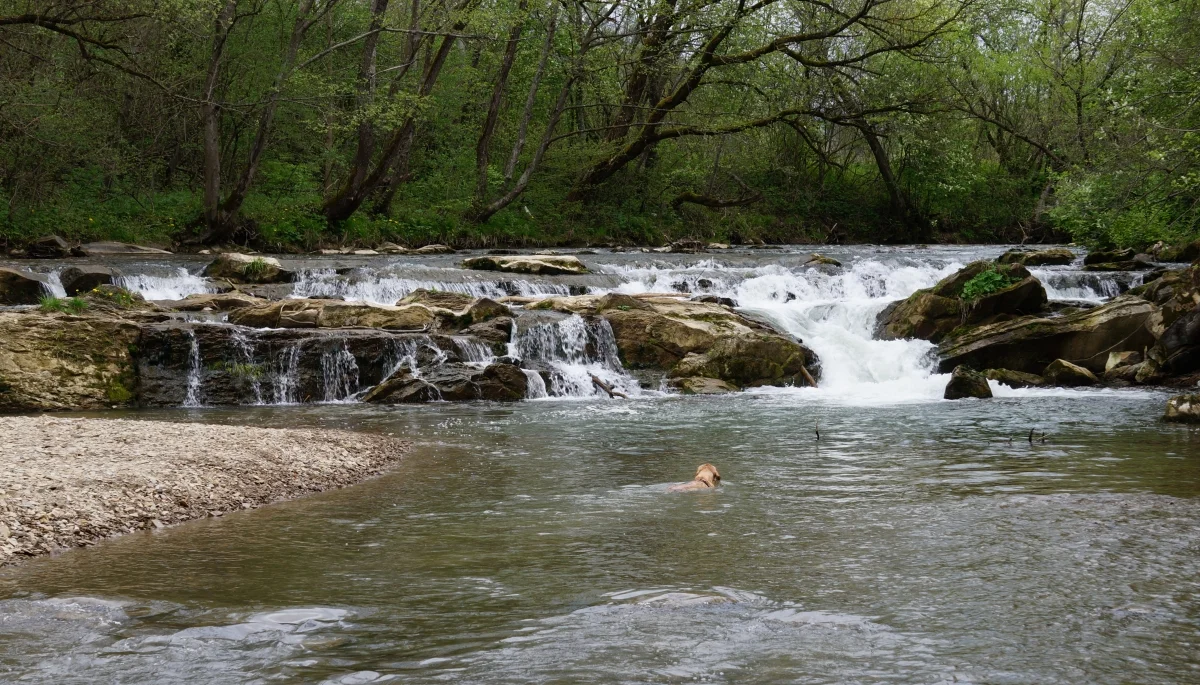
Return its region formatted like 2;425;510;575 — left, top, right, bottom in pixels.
2;390;1198;684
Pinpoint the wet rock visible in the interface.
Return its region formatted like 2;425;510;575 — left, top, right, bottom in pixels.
229;299;437;331
363;361;526;403
1083;256;1154;272
690;294;737;307
707;243;731;250
398;288;475;310
804;253;842;267
413;244;455;255
1158;240;1200;263
668;376;738;395
944;366;993;399
377;242;410;254
937;296;1157;375
459;316;514;349
59;266;120;296
1164;394;1200;423
203;253;294;284
26;235;71;259
1083;248;1135;265
1043;358;1099;386
666;239;708;254
670;333;818;389
1132;265;1200;376
996;247;1075;266
0;268;50;305
462;254;589;276
984;368;1044;388
163;292;267;311
0;311;139;411
1106;350;1143;372
876;261;1046;343
77;241;172;256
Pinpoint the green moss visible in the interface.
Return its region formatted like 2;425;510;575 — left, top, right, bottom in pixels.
960;267;1018;301
106;380;134;403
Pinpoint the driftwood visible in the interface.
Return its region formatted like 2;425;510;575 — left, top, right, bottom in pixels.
590;374;629;399
798;365;818;388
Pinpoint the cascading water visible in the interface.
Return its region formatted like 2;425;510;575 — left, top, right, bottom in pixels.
229;329;264;405
271;343;303;405
184;330;203;407
321;343;360;402
513;315;642;398
117;268;215;300
290;268;572;305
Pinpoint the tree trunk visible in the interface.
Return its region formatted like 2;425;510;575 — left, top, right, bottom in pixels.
199;0;239;241
503;5;557;182
473;0;526;207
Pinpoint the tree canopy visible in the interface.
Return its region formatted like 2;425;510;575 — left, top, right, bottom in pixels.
1;0;1197;249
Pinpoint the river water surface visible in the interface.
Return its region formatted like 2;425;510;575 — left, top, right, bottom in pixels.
2;246;1198;683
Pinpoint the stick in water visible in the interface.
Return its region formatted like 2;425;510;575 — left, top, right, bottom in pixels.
799;365;818;388
590;374;629;399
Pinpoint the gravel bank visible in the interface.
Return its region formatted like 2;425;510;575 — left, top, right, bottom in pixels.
0;416;408;566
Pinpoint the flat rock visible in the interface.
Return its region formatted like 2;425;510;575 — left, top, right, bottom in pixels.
413;244;455;255
984;368;1044;388
27;235;71;258
996;248;1075;266
78;241;172;256
463;254;589;276
669;376;738;395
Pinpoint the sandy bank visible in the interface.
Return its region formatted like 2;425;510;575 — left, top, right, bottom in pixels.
0;416;408;566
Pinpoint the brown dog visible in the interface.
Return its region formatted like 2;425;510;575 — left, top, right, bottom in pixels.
667;463;721;492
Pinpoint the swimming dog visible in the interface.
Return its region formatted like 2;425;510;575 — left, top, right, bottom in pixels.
667;463;721;492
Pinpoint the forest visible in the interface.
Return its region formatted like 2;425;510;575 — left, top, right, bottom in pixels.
1;0;1197;250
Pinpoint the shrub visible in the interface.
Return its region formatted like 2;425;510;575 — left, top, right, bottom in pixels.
960;268;1017;301
65;297;88;314
243;258;270;279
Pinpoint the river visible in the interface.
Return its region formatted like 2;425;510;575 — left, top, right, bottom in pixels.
1;245;1197;684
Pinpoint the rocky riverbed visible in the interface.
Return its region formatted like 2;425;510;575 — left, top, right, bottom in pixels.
0;416;407;566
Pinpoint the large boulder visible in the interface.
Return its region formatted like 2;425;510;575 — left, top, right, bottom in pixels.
670;333;818;388
203;253;293;284
27;235;71;258
0;268;50;305
0;311;140;411
944;366;992;399
984;368;1044;388
1131;266;1200;376
876;261;1047;342
1043;358;1098;386
59;265;120;296
530;293;820;389
362;362;527;403
937;296;1157;375
1164;394;1200;423
1157;240;1200;263
462;254;589;276
996;248;1075;266
413;244;455;255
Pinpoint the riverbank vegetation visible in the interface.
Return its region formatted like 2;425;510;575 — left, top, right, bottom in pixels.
1;0;1197;250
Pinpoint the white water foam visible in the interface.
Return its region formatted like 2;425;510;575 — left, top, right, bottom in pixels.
513;315;644;399
291;268;570;305
118;268;215;300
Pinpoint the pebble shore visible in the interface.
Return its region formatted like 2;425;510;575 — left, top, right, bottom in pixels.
0;416;408;566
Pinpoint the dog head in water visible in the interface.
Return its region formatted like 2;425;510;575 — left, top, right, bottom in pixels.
694;463;720;488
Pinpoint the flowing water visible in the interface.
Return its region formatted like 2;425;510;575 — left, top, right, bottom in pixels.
2;246;1198;684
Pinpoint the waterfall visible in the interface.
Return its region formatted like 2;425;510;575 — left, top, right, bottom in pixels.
513;315;641;398
229;329;264;405
270;342;303;405
290;268;572;305
321;343;360;402
117;268;215;300
453;336;495;364
184;330;203;407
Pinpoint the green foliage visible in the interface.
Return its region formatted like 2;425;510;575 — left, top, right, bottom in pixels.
242;258;271;279
212;361;265;380
38;295;65;313
960;268;1018;301
65;297;89;314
